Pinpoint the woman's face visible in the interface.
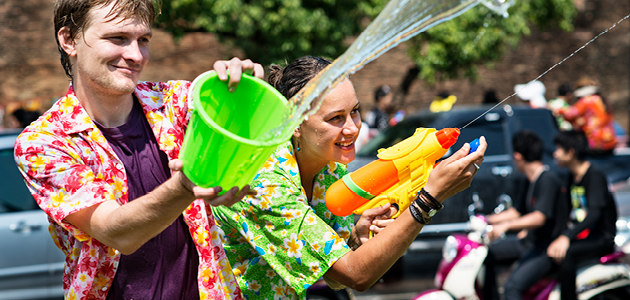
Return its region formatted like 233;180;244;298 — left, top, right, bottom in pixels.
296;79;361;166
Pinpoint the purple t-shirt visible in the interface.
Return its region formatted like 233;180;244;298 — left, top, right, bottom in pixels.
98;99;200;300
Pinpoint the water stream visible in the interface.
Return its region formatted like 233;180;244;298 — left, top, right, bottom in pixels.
262;0;514;142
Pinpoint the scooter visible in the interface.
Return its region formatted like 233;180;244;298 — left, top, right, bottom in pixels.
412;197;630;300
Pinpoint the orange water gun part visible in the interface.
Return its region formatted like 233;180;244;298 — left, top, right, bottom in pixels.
325;127;460;217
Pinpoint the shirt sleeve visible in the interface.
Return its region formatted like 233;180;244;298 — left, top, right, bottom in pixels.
14;129;122;241
213;156;351;297
533;172;561;218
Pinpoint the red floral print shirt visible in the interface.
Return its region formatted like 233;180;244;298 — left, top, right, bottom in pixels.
14;81;243;300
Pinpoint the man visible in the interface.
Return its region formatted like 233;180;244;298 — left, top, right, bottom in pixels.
483;130;570;300
14;1;261;299
548;130;617;300
365;84;393;134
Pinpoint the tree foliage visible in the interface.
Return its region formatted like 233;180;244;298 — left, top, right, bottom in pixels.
407;0;576;84
155;0;576;81
156;0;387;65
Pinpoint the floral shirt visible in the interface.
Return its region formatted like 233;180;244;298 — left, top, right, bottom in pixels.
213;141;353;300
14;82;243;300
559;94;618;151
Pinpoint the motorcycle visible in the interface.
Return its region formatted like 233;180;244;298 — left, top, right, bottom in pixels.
412;197;630;300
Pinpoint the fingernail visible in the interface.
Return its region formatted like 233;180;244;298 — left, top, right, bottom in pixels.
229;87;235;93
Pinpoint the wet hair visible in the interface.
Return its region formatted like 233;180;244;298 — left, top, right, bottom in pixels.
554;130;589;161
267;56;332;99
374;85;392;102
54;0;158;79
512;130;543;162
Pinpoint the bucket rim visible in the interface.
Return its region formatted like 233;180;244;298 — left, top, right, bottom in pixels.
189;70;291;147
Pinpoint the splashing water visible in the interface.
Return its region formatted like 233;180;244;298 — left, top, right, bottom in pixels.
261;0;514;142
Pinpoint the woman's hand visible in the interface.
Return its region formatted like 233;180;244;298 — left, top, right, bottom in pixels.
424;136;487;202
349;203;397;248
169;159;256;207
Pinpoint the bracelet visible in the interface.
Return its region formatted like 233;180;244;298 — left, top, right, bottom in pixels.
409;201;431;224
419;188;443;211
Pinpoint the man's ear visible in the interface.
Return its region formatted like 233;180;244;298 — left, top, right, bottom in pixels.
57;27;77;57
513;152;522;161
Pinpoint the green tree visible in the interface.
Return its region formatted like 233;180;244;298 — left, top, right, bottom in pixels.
156;0;387;65
155;0;576;87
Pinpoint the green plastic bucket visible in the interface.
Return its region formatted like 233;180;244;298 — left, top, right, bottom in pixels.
179;70;290;189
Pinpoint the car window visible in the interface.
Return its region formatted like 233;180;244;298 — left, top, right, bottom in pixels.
0;148;38;213
511;110;558;159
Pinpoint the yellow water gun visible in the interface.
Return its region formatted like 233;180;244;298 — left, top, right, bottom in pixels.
325;127;461;217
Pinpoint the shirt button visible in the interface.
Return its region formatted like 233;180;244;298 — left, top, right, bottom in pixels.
102;287;107;291
114;250;119;254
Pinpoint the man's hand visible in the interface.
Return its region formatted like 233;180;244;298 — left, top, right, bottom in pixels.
213;57;264;93
488;223;509;241
169;159;256;207
547;235;570;263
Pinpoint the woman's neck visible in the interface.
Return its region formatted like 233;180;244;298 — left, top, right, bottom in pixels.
294;145;328;200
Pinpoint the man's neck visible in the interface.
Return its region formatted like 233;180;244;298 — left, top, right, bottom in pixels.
524;161;546;182
73;81;135;128
570;160;590;182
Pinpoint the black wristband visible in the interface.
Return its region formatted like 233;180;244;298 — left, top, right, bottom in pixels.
409;202;431;224
419;188;443;211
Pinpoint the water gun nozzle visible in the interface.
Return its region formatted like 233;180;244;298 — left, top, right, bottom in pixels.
435;128;460;149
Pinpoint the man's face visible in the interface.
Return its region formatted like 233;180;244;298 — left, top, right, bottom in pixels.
71;3;152;96
553;145;573;167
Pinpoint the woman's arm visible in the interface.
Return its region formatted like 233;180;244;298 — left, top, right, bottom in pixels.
324;137;487;291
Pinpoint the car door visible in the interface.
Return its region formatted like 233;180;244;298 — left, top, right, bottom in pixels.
0;133;64;300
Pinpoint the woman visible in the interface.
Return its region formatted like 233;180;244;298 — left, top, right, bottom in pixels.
212;56;486;299
557;77;617;155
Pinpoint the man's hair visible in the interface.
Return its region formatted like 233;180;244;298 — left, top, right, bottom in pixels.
512;130;544;162
554;130;589;161
373;85;392;102
557;83;572;97
54;0;158;79
267;56;332;99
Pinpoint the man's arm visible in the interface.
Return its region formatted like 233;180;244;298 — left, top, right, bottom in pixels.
65;160;250;255
486;207;521;225
489;210;547;240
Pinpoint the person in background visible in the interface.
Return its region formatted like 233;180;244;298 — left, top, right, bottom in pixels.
515;80;547;109
213;56;487;300
365;84;393;134
548;130;617;300
429;91;457;112
14;0;258;299
548;83;574;131
482;89;500;105
483;130;569;300
557;77;617;155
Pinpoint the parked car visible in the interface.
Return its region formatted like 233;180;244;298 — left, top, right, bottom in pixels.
350;104;630;265
0;129;64;300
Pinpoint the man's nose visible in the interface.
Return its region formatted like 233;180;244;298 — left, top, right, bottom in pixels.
123;40;146;63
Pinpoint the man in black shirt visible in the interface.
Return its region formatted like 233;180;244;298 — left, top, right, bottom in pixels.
483;130;570;300
548;130;617;300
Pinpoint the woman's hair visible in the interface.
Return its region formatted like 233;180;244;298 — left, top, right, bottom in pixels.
54;0;159;79
554;129;589;161
267;56;332;99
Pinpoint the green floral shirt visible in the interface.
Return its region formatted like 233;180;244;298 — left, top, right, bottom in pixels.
213;141;353;300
